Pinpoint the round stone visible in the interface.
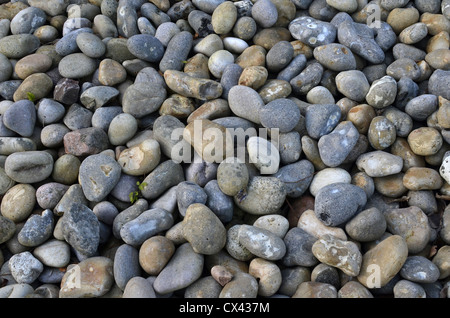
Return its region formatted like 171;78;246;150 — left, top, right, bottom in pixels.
58;53;97;79
314;183;367;227
217;157;249;196
260;98;300;133
182;203;227;255
345;207;387;242
127;34;165;62
407;127;442;156
139;236;175;275
76;32;106;58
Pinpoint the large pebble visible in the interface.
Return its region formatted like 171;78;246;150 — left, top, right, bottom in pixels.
260;98;300;133
356;150;403;177
234;176;286;215
282;227;318;267
59;257;114;298
8;251;43;284
58;53;97;79
338;21;385;64
60;203;100;257
345;207;386;242
120;208;174;246
153;243;204;294
314;183;367;227
289;16;336;48
18;209;54;247
238;224;286;261
5;151;53;184
312;234;362;277
318;121;359;167
113;244;141;291
357;235;408;288
78;153;122;202
384;206;431;254
0;34;40;59
182;203;227;255
126;34;164;62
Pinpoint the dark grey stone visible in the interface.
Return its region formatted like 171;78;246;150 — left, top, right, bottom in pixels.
290;62;323;95
260;98;300;133
314;182;367;226
113;244;141;290
204;179;233;223
127;34;165;63
305;103;341;139
18;209;54;247
282;227;318;267
337;20;385;64
3;100;36;137
274;159;314;198
176;181;208;217
429;70;450;100
266;41;294;74
159;31;193;73
400;256;441;283
318;121;360;167
61;203;100;257
78;153;121;202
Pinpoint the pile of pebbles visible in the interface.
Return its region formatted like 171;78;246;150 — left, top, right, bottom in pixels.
0;0;450;299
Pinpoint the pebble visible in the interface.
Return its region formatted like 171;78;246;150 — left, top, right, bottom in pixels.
59;257;114;298
357;235;408;288
32;239;70;268
60;202;100;257
384;206;431;254
337;21;385;64
314;182;367;227
260;98;300;133
282;227;318;267
293;281;337;298
18;209;54;247
400;256;440;283
238;224;286;261
319;121;359;167
345;207;386;242
228;85;264;124
356;150;404;177
0;34;41;59
305;103;341;139
153;242;204;295
139;236;175;276
113;244;141;290
289;16;336;48
297;209;347;241
312;234;362;277
8;251;43;284
120;208;174;246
